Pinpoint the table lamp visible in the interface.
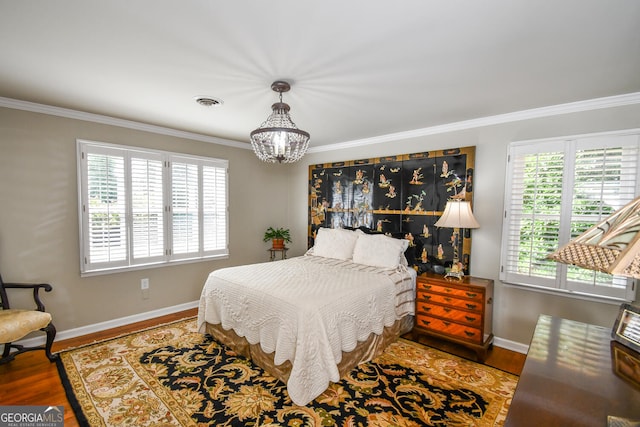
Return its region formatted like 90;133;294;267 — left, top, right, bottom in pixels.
548;196;640;278
434;199;480;280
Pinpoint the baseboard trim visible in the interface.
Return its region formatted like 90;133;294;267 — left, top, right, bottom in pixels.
494;336;529;354
14;300;199;348
14;301;531;356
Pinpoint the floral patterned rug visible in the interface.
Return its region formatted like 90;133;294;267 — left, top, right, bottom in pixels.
56;317;517;426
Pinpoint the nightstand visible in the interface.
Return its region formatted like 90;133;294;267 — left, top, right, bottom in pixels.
412;272;494;361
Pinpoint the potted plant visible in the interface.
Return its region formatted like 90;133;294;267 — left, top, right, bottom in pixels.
263;227;291;250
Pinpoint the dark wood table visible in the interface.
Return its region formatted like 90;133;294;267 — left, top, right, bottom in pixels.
505;314;640;427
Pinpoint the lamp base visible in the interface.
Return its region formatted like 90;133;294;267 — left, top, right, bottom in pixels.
444;260;465;281
444;270;464;281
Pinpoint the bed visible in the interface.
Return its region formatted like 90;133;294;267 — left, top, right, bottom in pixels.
197;227;416;406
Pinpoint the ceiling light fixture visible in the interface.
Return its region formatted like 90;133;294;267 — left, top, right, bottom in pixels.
250;80;310;163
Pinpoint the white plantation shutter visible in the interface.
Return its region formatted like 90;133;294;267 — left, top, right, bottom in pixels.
564;140;639;298
131;155;164;261
84;148;127;269
502;143;564;287
501;131;639;301
171;161;200;257
169;158;229;258
78;140;229;274
203;163;228;254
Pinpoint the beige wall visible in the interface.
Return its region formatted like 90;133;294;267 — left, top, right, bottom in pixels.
288;104;640;345
0;107;290;332
3;102;640;348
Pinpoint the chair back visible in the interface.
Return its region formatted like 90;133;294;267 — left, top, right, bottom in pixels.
0;274;9;310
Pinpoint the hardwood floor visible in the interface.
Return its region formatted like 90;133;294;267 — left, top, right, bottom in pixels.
0;309;525;426
407;334;526;376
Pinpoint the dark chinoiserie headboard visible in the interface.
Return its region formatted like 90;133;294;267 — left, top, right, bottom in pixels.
308;146;476;275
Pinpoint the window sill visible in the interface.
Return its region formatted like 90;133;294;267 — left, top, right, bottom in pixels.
502;280;633;305
80;254;229;277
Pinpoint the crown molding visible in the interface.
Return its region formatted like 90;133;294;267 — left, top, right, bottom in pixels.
309;91;640;153
0;96;248;149
2;92;639;153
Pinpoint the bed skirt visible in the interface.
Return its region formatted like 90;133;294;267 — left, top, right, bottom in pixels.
204;315;414;388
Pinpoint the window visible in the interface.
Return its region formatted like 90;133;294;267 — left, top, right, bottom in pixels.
500;130;640;301
78;140;228;274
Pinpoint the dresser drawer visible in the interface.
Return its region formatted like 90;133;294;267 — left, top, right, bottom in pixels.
416;281;484;303
415;301;482;327
416;292;483;312
415;315;483;343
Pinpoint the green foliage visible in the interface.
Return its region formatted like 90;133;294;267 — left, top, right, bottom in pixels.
263;227;291;243
517;149;622;283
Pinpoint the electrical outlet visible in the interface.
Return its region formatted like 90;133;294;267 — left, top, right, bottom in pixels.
141;278;149;290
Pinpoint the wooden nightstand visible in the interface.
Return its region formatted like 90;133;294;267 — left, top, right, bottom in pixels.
412;272;494;362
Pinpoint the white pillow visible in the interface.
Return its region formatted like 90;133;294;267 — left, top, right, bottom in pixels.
312;227;359;260
352;233;409;269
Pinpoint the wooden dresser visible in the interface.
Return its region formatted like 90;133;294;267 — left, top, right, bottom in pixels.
412;272;494;361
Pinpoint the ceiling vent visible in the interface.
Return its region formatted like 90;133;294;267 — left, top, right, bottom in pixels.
195;96;223;107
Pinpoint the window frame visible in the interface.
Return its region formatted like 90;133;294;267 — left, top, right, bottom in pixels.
500;129;640;303
77;140;229;276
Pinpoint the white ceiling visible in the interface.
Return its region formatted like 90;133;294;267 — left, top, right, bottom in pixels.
1;0;639;149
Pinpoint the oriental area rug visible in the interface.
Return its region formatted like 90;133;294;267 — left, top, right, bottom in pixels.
56;317;517;426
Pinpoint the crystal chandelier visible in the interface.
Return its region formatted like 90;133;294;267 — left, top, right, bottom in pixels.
250;81;310;163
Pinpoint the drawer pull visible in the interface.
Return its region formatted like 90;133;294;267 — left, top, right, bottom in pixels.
424;295;432;300
423;307;432;312
466;292;477;298
444;297;452;302
466;303;477;310
465;316;476;322
420;319;431;326
423;285;432;290
445;288;452;293
443;307;452;313
464;330;476;337
443;321;451;327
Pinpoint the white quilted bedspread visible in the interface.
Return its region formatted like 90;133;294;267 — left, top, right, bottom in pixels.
197;254;415;406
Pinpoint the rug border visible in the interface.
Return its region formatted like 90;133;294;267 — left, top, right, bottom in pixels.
55;315;197;354
55;316;197;427
56;356;91;427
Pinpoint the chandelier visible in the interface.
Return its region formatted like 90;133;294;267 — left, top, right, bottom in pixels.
250;81;310;163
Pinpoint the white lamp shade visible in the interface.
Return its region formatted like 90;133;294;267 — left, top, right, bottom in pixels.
435;200;480;229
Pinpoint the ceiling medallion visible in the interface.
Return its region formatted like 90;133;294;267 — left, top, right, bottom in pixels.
250;80;310;163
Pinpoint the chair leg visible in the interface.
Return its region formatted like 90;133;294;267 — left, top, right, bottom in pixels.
1;342;16;364
44;322;58;361
0;322;58;364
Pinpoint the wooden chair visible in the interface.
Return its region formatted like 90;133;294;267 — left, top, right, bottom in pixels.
0;274;57;364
